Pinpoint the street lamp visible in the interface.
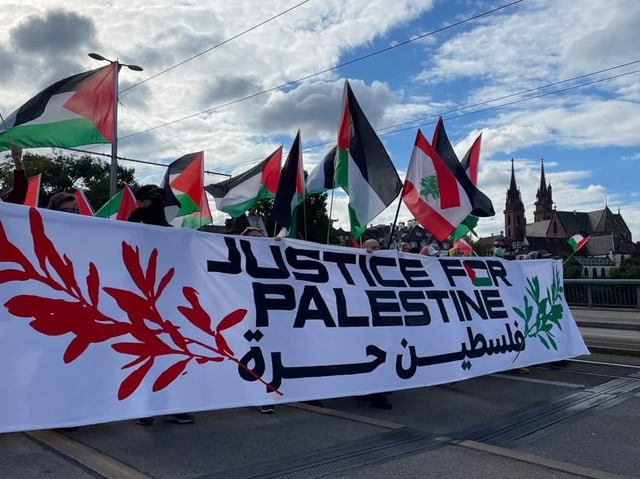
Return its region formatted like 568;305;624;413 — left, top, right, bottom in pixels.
88;53;143;199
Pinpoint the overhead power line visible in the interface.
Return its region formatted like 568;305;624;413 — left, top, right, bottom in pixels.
120;0;312;94
120;0;525;141
212;61;640;171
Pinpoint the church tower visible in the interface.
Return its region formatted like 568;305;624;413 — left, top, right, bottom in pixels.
504;159;526;242
534;158;553;222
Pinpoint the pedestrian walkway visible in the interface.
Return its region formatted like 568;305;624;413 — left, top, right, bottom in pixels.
571;307;640;356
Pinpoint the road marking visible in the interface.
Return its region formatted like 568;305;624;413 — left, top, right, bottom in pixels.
26;430;151;479
456;440;634;479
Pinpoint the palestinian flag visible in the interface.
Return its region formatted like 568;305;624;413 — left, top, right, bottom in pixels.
431;117;494;217
451;134;482;240
173;188;213;229
0;65;116;152
270;131;305;238
162;151;204;222
463;263;493;287
23;174;42;207
460;133;482;186
334;81;402;240
306;146;336;194
206;147;282;217
568;234;589;252
402;129;472;242
94;186;137;220
74;189;94;216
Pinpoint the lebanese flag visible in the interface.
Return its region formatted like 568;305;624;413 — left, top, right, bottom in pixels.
162;151;205;222
74;189;94;216
23;174;42;207
206;147;282;218
333;81;402;240
0;65;116;152
94;186;137;220
402;129;472;241
568;234;589;252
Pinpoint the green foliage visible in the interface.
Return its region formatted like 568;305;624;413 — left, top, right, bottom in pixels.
562;255;583;279
512;266;564;359
1;150;138;209
608;254;640;279
247;190;336;244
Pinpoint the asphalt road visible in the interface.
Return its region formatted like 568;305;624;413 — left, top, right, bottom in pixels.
1;350;639;479
2;307;639;479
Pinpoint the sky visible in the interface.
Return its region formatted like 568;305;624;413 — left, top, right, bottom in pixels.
1;0;639;242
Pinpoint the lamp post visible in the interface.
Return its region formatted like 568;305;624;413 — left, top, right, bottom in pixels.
88;53;143;199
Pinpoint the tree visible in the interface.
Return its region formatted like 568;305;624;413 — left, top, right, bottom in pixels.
608;254;640;279
1;150;138;210
562;256;583;279
247;190;336;244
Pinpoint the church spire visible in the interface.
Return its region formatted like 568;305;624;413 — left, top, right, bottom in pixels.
509;158;518;191
534;158;553;222
504;159;525;242
538;158;547;196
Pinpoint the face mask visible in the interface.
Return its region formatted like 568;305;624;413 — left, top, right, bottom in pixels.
494;247;505;257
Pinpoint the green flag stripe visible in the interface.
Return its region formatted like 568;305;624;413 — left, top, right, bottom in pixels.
0;118;107;151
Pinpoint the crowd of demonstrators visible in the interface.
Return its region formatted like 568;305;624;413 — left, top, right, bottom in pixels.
2;145;27;205
127;184;172;226
47;192;79;213
126;184;195;426
398;242;411;253
420;244;440;257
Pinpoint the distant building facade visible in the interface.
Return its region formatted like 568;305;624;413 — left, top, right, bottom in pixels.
495;158;635;277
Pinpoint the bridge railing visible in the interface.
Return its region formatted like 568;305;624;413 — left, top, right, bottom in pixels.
563;279;640;309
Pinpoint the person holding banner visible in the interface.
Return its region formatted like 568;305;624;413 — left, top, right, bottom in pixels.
127;185;195;425
1;145;27;204
240;225;281;413
359;239;393;409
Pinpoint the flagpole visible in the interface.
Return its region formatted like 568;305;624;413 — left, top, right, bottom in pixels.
88;53;143;200
386;190;404;249
563;249;579;265
326;189;335;245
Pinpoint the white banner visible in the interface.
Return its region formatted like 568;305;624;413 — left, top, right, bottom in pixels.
0;203;588;432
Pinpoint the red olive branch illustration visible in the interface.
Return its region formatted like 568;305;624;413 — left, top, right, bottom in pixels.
0;208;280;400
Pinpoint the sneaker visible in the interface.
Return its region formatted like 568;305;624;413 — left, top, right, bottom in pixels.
259;405;275;414
165;413;194;424
517;367;530;374
136;417;154;426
